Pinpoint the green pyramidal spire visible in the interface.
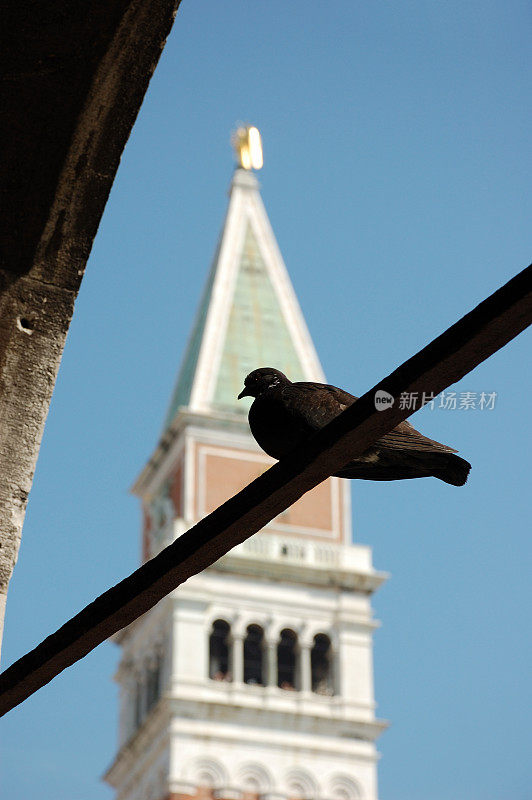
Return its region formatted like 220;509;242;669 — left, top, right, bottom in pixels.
164;167;324;429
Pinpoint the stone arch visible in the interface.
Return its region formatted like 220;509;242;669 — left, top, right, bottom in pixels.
304;623;337;650
328;774;362;800
239;612;269;630
236;762;274;794
205;609;235;631
267;619;303;644
186;757;228;791
284;768;320;800
205;606;237;630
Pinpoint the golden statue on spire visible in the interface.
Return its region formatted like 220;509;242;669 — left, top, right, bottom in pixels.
232;125;263;170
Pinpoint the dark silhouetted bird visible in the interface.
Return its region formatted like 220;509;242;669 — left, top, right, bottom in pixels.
238;367;471;486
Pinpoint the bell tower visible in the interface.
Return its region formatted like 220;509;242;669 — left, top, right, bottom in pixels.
105;129;388;800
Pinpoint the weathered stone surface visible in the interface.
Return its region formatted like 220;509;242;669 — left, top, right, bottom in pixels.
0;0;181;652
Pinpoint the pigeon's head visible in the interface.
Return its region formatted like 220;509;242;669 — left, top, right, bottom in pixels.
238;367;289;399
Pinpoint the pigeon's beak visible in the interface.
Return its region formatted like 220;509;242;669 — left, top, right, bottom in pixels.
238;387;251;400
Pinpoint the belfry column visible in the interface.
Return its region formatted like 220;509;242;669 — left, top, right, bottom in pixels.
266;637;277;687
231;631;244;684
299;640;312;693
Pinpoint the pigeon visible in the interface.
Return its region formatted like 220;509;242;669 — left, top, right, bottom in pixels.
238;367;471;486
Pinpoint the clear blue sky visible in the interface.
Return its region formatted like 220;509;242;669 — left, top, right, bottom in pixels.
2;2;531;799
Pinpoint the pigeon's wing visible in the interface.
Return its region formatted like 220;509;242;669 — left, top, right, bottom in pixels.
292;382;457;454
286;382;358;430
378;418;457;453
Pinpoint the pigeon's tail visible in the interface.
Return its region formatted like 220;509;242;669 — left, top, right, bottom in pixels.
432;453;471;486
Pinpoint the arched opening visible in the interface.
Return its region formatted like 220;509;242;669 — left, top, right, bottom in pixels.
277;628;297;690
311;633;333;695
209;619;231;680
244;624;264;685
146;651;163;711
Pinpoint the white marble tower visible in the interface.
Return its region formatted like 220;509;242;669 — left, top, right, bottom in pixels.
105;131;388;800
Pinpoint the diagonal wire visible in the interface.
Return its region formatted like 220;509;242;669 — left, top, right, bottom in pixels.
0;263;530;717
